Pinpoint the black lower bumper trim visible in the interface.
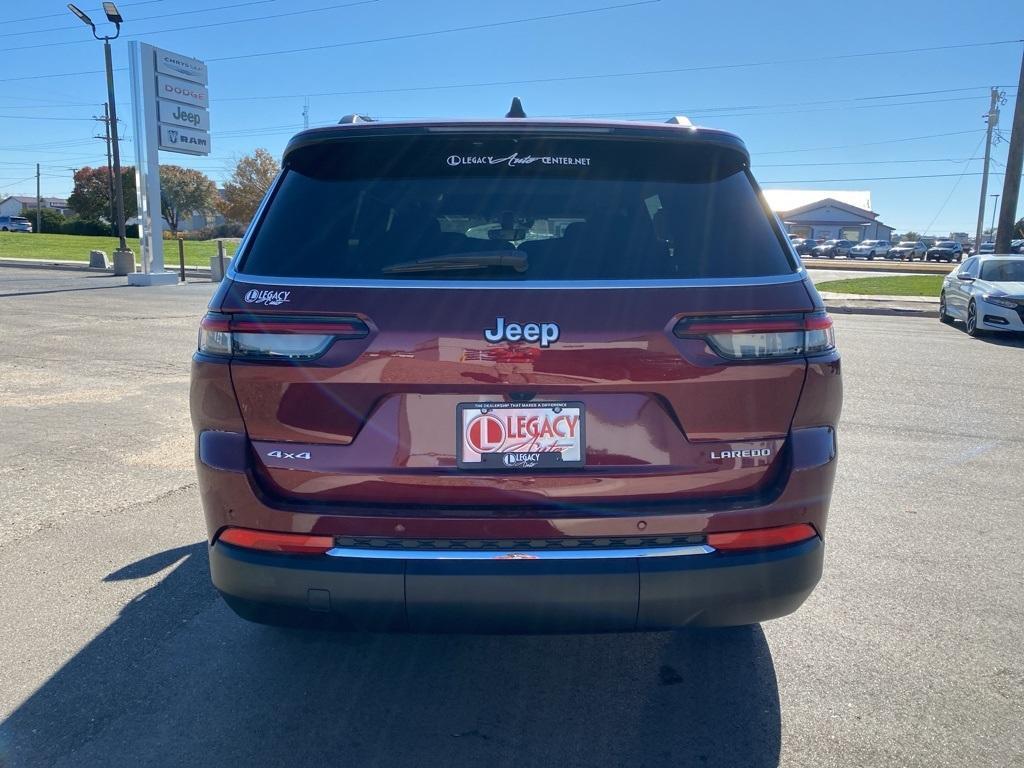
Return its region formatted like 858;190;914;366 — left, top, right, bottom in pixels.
209;538;823;633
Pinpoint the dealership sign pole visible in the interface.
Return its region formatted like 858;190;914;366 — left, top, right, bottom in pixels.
127;42;210;286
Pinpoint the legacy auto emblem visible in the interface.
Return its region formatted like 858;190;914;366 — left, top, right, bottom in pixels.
244;289;290;306
484;317;559;348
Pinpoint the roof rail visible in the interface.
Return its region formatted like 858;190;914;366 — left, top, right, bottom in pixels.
665;115;693;126
338;114;375;124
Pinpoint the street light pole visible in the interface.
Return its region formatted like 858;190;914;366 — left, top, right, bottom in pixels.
102;37;127;251
989;194;1000;240
68;2;134;271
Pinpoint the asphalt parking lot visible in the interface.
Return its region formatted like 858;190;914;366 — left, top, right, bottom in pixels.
0;266;1022;768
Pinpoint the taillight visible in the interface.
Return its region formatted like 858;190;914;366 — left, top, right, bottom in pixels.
197;312;369;360
217;527;334;554
673;312;835;360
707;523;818;551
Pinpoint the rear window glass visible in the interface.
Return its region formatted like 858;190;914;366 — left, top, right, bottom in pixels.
238;134;794;281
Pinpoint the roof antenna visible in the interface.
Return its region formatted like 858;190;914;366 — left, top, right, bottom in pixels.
505;97;526;118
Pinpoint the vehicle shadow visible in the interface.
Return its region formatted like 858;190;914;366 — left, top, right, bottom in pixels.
1;545;781;768
973;332;1024;348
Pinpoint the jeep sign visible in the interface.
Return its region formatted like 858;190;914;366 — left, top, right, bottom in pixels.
158;100;209;131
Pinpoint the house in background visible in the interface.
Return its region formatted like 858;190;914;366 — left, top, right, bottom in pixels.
761;189;894;242
0;196;71;217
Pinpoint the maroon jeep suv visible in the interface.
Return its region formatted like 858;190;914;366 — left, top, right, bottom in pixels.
190;114;842;632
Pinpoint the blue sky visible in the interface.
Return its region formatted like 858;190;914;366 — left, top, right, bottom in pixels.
0;0;1020;235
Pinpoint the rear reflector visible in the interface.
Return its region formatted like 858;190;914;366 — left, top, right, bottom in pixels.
198;312;369;360
674;312;835;360
217;527;334;554
707;523;818;551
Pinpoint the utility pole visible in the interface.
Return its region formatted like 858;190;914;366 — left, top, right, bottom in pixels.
990;194;1000;237
975;87;1002;249
35;163;41;233
95;103;116;236
995;45;1024;253
303;96;309;129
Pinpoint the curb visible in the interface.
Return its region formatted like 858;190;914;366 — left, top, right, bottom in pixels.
824;302;938;318
801;257;955;275
0;257;214;276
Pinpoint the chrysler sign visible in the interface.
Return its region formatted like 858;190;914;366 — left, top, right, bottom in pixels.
154;48;208;85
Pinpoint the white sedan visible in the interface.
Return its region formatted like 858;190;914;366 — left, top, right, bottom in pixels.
940;255;1024;336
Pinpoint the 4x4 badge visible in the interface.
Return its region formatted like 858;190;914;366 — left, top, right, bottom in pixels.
484;317;559;348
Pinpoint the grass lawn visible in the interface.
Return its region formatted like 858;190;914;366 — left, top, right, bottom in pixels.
0;232;237;267
815;275;944;296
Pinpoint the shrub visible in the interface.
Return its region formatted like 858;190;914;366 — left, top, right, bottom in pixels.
21;207;66;234
57;219;139;238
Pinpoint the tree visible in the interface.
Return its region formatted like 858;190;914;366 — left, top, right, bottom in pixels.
898;231;922;242
67;166;137;225
218;148;279;224
1015;217;1024;239
159;165;217;235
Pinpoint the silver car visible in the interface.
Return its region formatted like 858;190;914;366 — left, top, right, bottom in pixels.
940;255;1024;336
849;239;890;259
0;215;33;233
887;240;926;261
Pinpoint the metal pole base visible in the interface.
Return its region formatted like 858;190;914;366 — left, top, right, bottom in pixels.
112;248;136;276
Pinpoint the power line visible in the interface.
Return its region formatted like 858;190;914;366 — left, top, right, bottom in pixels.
759;171;1004;183
0;0;381;53
2;33;1019;86
373;93;992;122
757;129;985;155
0;0;276;41
1;0;165;27
0;115;97;122
206;1;660;63
757;157;990;167
920;134;988;235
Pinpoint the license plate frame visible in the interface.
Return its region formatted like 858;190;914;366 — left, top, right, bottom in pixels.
456;401;586;470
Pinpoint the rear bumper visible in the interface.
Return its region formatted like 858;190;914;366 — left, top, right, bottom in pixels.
210;536;823;632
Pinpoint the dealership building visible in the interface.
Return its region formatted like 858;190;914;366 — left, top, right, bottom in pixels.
0;196;71;218
763;189;895;242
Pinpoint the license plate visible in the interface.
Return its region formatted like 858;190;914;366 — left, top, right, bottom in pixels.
456;402;585;470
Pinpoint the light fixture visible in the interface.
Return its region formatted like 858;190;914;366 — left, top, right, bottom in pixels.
66;3;95;29
102;2;124;24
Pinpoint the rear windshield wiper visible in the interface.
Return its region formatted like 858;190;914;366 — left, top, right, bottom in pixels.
382;251;528;274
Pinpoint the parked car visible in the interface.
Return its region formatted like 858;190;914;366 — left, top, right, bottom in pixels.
0;215;33;232
979;241;996;254
926;241;963;262
1009;239;1023;254
887;241;926;261
940;255;1024;336
811;239;853;258
791;237;817;256
848;239;891;259
190;111;842;632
